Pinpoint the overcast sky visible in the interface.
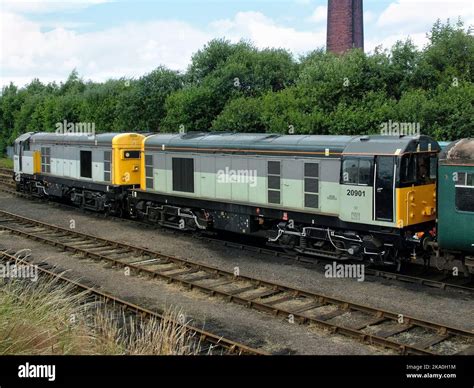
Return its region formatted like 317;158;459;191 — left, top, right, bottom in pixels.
0;0;472;88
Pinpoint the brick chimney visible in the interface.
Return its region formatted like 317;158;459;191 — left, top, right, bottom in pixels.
327;0;364;54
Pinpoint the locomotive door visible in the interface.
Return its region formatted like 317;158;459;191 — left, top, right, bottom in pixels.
374;156;395;222
200;156;216;199
18;141;23;171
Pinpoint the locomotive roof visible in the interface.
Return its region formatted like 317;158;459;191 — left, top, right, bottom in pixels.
28;132;121;146
144;132;440;156
440;139;474;165
342;135;440;155
14;132;35;142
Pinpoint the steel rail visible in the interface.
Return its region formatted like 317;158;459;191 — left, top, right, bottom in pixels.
0;209;472;355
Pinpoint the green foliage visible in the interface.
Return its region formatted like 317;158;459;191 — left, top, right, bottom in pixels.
416;19;474;88
115;68;182;132
168;39;298;131
212;96;265;133
260;88;316;134
161;85;216;132
0;19;472;154
0;158;13;168
188;39;252;83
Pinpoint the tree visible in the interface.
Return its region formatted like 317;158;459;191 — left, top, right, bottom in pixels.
188;39;252;83
0;83;20;152
133;68;182;131
212;97;265;133
161;86;216;132
179;40;298;131
413;19;474;89
60;69;85;95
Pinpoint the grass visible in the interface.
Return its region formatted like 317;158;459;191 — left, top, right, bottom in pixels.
0;158;13;169
0;258;204;355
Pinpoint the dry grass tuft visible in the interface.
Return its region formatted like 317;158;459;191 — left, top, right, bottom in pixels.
0;259;203;355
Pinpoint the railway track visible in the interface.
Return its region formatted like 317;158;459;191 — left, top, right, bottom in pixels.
0;176;472;295
0;168;12;175
0;173;14;187
0;209;472;355
201;235;474;294
0;249;266;356
0;177;474;294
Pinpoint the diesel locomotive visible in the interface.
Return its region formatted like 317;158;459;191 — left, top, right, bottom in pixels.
12;132;144;216
10;132;474;273
131;133;439;268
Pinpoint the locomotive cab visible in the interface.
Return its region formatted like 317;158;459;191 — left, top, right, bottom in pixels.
339;135;440;233
13;132;39;179
396;151;438;228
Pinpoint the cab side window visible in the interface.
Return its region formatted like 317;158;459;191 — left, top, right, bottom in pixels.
429;154;438;180
400;154;416;184
416;154;436;184
400;153;437;185
342;158;372;186
359;160;372;185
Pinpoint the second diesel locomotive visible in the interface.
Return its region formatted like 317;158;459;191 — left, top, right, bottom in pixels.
130;133;440;267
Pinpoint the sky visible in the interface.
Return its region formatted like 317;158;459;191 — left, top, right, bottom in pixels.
0;0;472;88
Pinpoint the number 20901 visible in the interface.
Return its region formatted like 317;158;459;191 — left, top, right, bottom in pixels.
347;189;366;197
